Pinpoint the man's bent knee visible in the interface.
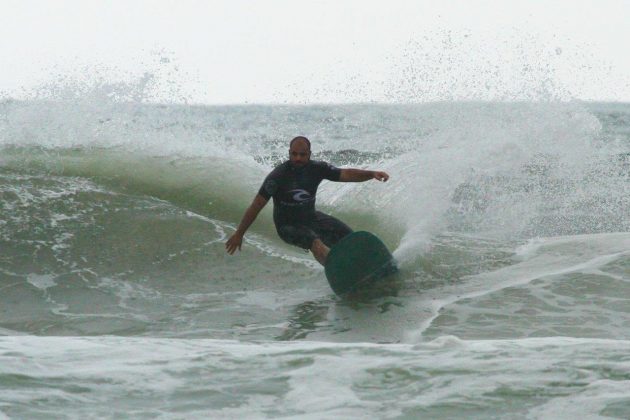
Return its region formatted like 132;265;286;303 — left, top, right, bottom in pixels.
277;225;318;250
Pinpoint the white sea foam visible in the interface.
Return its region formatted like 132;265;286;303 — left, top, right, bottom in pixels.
25;274;57;291
406;232;630;343
1;336;630;418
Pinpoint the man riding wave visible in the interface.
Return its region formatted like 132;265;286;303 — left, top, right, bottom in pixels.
225;136;389;265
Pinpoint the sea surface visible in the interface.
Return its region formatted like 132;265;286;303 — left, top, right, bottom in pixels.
1;96;629;418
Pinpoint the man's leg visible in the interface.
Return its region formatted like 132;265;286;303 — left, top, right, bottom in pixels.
312;211;353;248
310;238;330;266
277;217;350;267
307;212;353;266
277;224;330;266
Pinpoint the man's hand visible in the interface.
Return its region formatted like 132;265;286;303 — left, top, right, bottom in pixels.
225;232;244;255
373;171;389;182
340;169;390;182
224;194;269;256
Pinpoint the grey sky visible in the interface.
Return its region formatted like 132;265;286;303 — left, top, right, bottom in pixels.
1;0;629;103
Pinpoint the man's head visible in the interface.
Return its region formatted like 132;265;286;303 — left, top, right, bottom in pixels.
289;136;311;167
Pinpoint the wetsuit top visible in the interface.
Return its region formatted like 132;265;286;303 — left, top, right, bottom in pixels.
258;160;342;226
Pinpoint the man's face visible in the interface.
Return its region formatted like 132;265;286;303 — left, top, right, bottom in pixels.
289;141;311;167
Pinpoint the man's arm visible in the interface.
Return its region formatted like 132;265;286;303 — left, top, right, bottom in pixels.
339;168;389;182
225;194;269;254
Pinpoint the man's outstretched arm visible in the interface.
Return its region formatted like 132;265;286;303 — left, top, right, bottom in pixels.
339;168;389;182
225;194;269;254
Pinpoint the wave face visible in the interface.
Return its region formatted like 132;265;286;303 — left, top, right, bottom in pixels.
2;100;627;241
1;97;629;417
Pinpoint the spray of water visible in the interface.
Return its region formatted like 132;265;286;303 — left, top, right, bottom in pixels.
2;63;628;268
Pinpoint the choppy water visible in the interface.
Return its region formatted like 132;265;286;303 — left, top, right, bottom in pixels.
1;95;629;418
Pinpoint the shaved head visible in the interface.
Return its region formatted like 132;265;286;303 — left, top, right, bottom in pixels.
289;136;311;150
289;136;311;167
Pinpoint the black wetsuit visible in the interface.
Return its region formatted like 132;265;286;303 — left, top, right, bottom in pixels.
258;160;352;249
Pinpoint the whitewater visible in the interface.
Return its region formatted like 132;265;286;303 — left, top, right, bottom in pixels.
0;93;629;418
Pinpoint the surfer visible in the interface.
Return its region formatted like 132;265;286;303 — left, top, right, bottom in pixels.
225;136;389;265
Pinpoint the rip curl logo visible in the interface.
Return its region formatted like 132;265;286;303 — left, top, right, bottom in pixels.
289;189;313;202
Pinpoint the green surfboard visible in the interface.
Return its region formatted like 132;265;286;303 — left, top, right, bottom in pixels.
324;231;397;295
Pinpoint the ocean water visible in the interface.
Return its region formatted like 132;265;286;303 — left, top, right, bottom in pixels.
0;95;629;418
